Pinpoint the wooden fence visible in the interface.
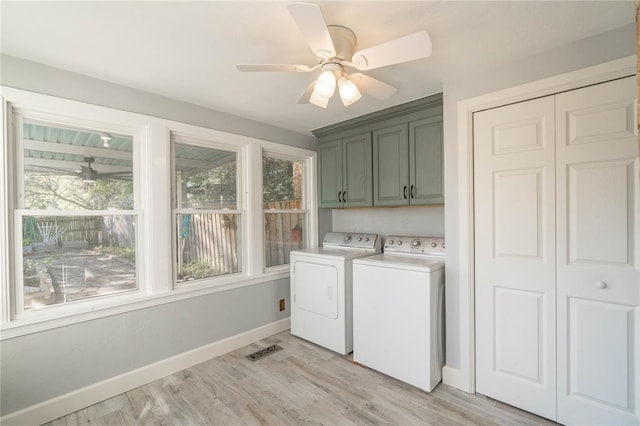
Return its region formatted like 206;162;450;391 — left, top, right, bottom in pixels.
264;200;305;267
28;215;135;249
178;213;240;275
177;200;305;275
29;201;305;272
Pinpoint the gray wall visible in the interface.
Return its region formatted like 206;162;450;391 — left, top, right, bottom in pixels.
331;205;444;240
0;279;290;415
0;55;317;151
0;56;308;417
442;23;636;370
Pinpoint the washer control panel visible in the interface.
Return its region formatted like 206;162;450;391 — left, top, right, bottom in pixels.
323;232;381;250
383;236;445;256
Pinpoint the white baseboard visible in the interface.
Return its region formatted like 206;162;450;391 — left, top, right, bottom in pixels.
442;365;473;394
1;317;291;426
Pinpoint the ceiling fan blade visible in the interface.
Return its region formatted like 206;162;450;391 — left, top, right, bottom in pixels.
297;81;316;104
350;73;397;99
287;2;336;59
236;64;315;73
96;172;132;177
26;165;79;174
296;81;329;108
351;31;432;71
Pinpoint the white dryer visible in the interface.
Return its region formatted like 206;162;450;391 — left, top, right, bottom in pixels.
353;236;445;392
290;232;381;355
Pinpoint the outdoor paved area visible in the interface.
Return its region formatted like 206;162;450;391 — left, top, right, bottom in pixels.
23;247;136;308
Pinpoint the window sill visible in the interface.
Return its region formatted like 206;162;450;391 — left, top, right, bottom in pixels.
0;270;290;340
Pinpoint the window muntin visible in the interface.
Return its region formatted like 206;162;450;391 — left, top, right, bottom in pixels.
173;140;242;285
263;153;306;268
17;120;138;312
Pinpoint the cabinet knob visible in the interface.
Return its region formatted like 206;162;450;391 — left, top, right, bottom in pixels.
594;281;607;289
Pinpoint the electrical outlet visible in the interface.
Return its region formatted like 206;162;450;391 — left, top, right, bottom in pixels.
279;299;285;311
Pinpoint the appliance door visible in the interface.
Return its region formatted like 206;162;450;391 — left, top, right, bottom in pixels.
292;260;339;319
290;255;349;354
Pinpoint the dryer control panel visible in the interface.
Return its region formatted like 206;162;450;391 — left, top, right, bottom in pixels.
322;232;381;251
384;236;445;256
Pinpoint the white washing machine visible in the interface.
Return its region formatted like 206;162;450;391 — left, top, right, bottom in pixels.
352;235;445;392
290;232;381;355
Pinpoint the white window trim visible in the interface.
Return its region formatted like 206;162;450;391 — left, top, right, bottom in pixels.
170;132;246;288
262;149;314;272
0;86;317;340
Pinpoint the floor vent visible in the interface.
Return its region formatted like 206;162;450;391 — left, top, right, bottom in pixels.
246;344;283;362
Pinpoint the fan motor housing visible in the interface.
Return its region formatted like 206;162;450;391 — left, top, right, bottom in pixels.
327;25;356;61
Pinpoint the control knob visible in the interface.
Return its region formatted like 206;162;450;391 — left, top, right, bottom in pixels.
343;235;352;243
431;242;437;248
357;236;363;241
411;239;421;247
387;239;394;245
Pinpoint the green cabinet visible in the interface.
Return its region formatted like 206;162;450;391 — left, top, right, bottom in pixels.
372;115;443;206
317;132;372;208
314;93;443;209
410;116;444;205
373;124;409;206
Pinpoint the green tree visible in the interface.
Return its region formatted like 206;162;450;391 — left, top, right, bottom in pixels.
180;162;237;209
263;157;296;202
24;173;134;210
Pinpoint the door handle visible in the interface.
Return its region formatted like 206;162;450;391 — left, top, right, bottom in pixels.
338;191;342;203
410;185;415;199
403;185;407;199
342;191;346;203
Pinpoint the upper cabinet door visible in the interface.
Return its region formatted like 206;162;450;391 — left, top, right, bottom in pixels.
317;138;343;208
409;117;444;205
342;132;373;208
373;124;409;206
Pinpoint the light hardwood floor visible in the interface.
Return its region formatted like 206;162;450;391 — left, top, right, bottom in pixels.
45;331;556;425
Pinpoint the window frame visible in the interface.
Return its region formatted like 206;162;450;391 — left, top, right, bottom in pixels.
170;132;245;288
262;149;310;272
8;105;145;324
0;87;317;339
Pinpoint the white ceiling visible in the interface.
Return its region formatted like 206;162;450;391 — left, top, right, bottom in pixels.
1;1;635;135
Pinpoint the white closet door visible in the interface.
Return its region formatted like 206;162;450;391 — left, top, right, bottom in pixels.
474;96;557;420
556;76;639;425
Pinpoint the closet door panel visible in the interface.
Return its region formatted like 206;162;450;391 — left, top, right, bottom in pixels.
556;76;639;425
474;96;557;420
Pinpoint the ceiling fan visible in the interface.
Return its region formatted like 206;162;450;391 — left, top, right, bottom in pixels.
237;2;432;108
31;156;132;183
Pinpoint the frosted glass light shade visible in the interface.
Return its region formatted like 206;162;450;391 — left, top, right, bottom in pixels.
309;90;329;108
338;75;362;106
314;69;336;99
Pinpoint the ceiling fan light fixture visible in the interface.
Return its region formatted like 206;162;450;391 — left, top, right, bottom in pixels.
313;69;337;99
338;74;362;106
309;90;330;108
100;134;112;148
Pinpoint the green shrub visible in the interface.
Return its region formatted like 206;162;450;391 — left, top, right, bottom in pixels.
179;259;215;280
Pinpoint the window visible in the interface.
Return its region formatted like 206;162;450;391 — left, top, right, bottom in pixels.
1;87;316;337
263;152;306;268
16;119;138;313
172;136;242;285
